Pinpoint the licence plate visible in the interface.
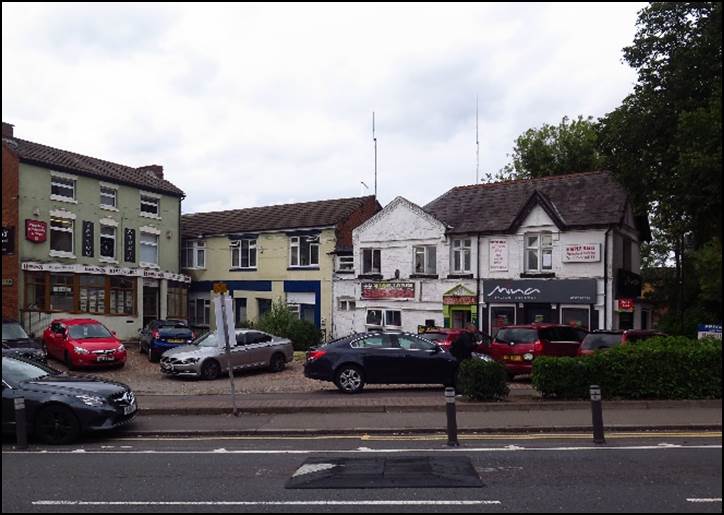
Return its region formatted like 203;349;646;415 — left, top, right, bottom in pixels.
123;404;137;416
97;355;115;362
505;355;523;362
168;339;184;343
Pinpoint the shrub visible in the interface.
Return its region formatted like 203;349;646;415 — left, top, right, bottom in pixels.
457;359;510;401
256;298;323;351
286;318;322;352
532;336;722;400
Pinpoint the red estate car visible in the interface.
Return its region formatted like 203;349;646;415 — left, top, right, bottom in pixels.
489;324;588;379
577;330;667;356
418;328;491;354
43;319;127;369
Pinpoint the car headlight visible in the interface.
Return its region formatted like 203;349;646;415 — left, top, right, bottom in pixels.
117;344;126;352
75;395;105;407
74;346;90;355
523;353;534;361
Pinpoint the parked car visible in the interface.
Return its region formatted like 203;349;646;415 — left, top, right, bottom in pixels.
418;327;492;354
2;319;47;364
139;319;194;362
160;329;293;380
2;356;137;444
577;330;668;356
304;331;470;394
489;324;588;379
42;319;127;370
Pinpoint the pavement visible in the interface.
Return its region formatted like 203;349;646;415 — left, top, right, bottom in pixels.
127;389;722;437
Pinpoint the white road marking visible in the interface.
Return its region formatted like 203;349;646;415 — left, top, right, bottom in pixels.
687;498;722;503
291;463;337;477
33;500;502;506
5;444;721;455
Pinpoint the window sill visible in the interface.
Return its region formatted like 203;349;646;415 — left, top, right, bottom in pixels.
335;270;355;275
49;251;76;259
99;257;119;264
410;274;438;279
100;205;119;212
520;272;556;279
287;266;320;271
139;212;162;220
50;195;78;204
140;262;161;270
358;274;383;280
229;268;258;272
448;273;474;279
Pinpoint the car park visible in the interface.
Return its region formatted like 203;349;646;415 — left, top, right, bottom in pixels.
578;330;668;356
139;319;194;363
160;329;294;380
1;356;137;444
2;320;47;364
304;331;467;394
417;327;492;354
489;324;588;379
42;319;127;370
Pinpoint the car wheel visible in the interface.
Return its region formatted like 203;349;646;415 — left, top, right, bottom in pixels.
34;404;80;445
269;353;286;373
201;359;221;380
335;365;365;394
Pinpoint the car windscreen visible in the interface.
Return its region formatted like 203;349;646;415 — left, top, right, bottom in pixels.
195;332;222;348
2;323;30;342
3;358;55;384
421;333;448;343
68;324;113;340
495;329;538;344
581;334;622;350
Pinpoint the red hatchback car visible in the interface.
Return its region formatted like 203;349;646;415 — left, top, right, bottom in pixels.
43;319;127;369
489;324;588;379
418;328;491;354
577;330;667;356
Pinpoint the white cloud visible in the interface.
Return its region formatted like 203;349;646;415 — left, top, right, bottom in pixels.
2;2;645;213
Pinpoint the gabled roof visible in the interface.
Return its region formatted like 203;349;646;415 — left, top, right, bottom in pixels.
424;171;632;234
2;136;184;197
182;196;377;238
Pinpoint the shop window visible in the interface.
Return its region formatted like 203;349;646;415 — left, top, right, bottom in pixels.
189;298;211;326
366;309;383;328
50;274;75;312
561;307;590;331
50;217;74;255
24;272;47;311
79;275;106;314
109;277;135;315
451;239;472;273
258;298;272;319
525;232;553;272
167;285;188;320
234;298;247;325
384;310;402;328
362;248;381;274
289;235;319;267
413;246;437;275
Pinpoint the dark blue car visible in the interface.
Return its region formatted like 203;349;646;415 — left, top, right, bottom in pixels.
139;320;194;362
304;332;459;393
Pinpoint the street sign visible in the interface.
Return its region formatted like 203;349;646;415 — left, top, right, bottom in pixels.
697;324;722;340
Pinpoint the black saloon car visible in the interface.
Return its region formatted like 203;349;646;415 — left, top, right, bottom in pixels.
304;332;459;393
2;357;137;444
2;320;46;364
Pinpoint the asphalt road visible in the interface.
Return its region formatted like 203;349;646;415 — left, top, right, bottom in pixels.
2;434;722;513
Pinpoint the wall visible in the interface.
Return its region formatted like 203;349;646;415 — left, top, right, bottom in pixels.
2;143;20;319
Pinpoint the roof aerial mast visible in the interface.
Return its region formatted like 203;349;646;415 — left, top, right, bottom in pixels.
373;112;378;198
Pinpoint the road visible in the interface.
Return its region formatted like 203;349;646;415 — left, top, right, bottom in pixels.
2;432;721;513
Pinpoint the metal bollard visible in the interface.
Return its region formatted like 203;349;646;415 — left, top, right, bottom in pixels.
445;387;460;447
590;385;606;445
14;396;28;449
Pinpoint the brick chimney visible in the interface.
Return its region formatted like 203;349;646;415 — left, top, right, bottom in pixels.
137;164;164;180
2;122;14;138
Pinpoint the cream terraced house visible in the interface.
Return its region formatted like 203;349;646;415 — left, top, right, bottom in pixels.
1;122;189;340
181;196;380;338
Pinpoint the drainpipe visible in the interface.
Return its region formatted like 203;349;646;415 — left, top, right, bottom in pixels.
476;234;481;332
604;226;611;330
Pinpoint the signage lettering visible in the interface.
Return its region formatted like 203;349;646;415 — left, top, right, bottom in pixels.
124;228;136;263
1;226;15;255
361;282;415;300
563;243;601;263
82;221;94;257
25;219;47;243
489;239;508;271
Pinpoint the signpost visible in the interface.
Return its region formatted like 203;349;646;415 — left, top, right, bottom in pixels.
212;282;239;416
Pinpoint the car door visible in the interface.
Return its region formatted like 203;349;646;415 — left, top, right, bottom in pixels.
248;331;274;367
358;334;406;384
396;335;449;384
46;323;65;359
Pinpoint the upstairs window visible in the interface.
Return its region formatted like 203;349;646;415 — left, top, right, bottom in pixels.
452;238;472;273
50;216;74;255
413;246;437;275
336;255;354;272
289;235;319;267
99;225;116;260
182;240;206;269
140;232;159;266
231;239;257;269
100;186;117;208
51;176;76;201
140;194;160;217
362;248;381;274
525;232;553;272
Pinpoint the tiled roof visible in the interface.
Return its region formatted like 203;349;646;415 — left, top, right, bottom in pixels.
182;196;377;238
3;136;184;197
424;171;630;234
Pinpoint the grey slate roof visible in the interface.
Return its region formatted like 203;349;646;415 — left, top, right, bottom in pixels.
424;171;630;234
3;136;184;197
182;196;377;238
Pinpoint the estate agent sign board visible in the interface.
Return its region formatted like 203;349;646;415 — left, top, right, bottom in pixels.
563;243;601;263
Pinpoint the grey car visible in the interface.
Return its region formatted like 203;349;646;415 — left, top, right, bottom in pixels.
160;329;294;380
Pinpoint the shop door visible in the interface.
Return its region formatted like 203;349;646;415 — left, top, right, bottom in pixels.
451;309;472;329
490;306;516;336
524;303;552;324
143;286;160;327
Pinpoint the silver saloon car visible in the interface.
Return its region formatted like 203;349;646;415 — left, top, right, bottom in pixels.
160;329;294;380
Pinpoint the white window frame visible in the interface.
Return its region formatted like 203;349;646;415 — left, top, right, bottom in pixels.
289;235;319;268
451;238;472;273
335;255;355;273
139;193;161;218
361;248;381;274
560;305;591;330
182;240;206;269
99;224;117;262
99;184;118;210
189;297;211;326
337;298;356;311
49;215;75;258
413;245;437;275
139;231;160;268
231;239;257;269
50;174;77;203
525;231;553;273
365;309;383;329
384;310;402;329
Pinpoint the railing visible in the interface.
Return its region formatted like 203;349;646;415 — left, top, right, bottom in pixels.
20;310;53;338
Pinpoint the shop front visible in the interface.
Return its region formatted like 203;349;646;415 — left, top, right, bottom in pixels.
442;285;478;329
482;279;598;335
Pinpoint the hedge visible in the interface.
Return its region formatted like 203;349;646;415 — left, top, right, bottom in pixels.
457;359;510;401
531;336;722;400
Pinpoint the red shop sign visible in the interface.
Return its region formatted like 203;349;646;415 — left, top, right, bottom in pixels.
26;219;48;243
618;298;635;311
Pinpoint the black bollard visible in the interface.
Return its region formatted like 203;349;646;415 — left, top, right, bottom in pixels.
445;387;460;447
14;396;28;449
590;385;606;445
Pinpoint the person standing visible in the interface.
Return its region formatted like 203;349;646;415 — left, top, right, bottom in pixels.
450;323;477;362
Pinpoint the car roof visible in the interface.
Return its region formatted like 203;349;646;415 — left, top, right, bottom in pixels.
53;318;102;326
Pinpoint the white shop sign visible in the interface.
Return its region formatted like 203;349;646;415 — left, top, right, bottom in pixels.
489;239;509;272
22;261;191;283
563;243;601;263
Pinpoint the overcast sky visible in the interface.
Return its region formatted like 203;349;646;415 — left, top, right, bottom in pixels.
2;2;646;213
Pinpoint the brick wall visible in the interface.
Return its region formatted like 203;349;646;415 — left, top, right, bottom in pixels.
2;142;20;319
335;196;382;251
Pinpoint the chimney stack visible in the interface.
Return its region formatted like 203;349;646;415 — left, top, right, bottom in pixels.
2;122;15;138
137;164;164;180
